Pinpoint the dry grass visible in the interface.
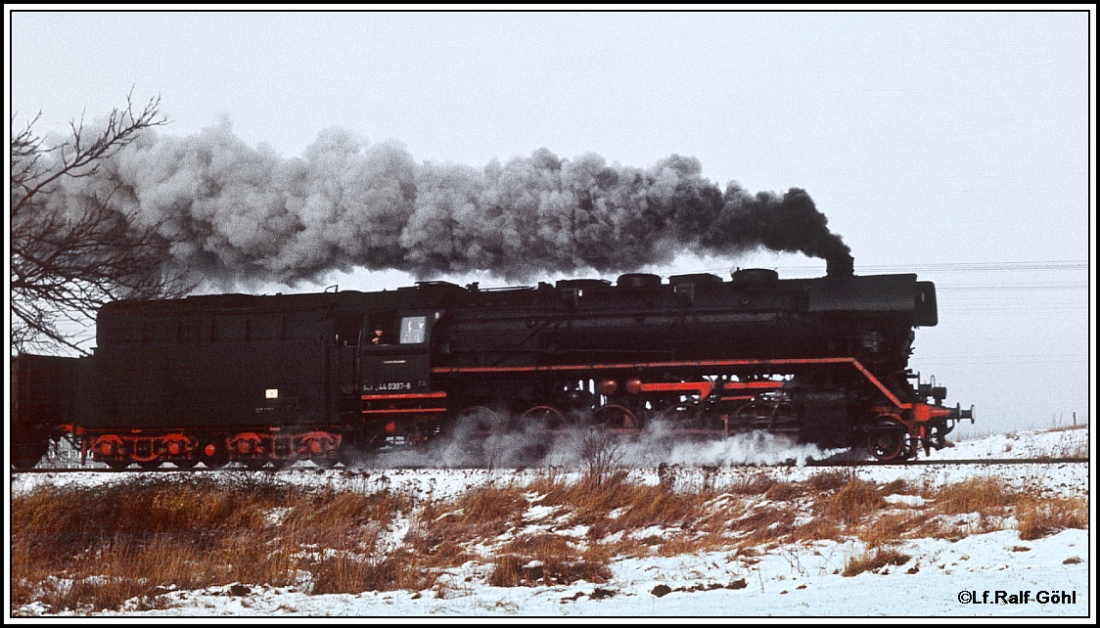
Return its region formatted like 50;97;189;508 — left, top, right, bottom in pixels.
793;515;841;542
527;472;723;533
487;535;611;587
821;477;885;526
804;469;857;493
842;548;911;577
11;464;1087;613
310;551;432;594
734;506;798;544
405;484;527;570
763;481;802;501
1016;495;1089;541
860;512;927;548
11;476;417;612
880;478;914;496
1044;422;1088;433
653;533;737;557
726;471;779;495
930;476;1014;516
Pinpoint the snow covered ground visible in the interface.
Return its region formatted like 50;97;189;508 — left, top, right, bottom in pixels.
27;528;1081;618
8;426;1094;619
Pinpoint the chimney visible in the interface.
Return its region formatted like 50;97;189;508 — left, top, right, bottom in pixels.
827;253;854;277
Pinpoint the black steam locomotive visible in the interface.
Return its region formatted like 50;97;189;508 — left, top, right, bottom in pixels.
11;258;972;469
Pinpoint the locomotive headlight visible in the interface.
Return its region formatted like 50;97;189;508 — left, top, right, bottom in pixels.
265;388;279;399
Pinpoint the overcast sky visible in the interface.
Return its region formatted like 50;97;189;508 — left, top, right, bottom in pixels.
8;7;1094;434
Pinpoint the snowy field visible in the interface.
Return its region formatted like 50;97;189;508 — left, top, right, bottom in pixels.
9;426;1093;619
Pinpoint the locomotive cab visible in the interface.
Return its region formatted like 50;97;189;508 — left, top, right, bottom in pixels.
360;310;438;395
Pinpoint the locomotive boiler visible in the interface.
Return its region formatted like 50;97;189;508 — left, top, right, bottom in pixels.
11;258;973;469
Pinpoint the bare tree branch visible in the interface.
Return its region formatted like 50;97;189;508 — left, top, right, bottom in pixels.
11;93;195;355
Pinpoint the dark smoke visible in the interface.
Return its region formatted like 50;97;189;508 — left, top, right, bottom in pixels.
48;123;849;286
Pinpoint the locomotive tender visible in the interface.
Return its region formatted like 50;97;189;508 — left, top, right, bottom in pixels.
11;257;973;469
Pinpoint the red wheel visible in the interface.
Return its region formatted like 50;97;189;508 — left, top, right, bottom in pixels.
455;406;504;435
200;441;228;469
733;400;794;429
520;405;566;430
594;404;637;429
867;419;911;462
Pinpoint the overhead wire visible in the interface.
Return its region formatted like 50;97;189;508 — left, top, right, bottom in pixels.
675;260;1089;277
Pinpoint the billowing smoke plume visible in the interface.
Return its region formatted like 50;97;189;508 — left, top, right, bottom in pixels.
48;123;849;286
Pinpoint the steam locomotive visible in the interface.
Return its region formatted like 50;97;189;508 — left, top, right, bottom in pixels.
11;256;973;469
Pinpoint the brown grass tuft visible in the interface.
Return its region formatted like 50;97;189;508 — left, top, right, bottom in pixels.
733;506;798;543
655;534;736;557
527;473;722;533
860;513;925;548
842;548;911;577
932;476;1014;515
880;478;913;496
1016;495;1088;541
804;469;854;493
404;484;528;573
763;481;802;501
823;478;884;525
793;516;841;542
310;551;432;594
727;472;778;495
487;535;611;587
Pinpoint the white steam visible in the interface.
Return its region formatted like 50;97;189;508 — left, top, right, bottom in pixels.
355;415;836;470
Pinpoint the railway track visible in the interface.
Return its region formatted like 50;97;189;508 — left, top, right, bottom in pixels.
804;456;1089;467
11;456;1090;474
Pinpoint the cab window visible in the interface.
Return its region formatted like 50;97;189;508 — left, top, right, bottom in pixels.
399;316;427;344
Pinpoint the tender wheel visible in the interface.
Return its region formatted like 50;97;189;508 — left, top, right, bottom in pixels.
867;419;910;462
242;458;267;470
105;460;130;471
138;460;162;470
172;459;199;470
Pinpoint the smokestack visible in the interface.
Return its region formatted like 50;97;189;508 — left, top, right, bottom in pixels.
827;253;854;277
